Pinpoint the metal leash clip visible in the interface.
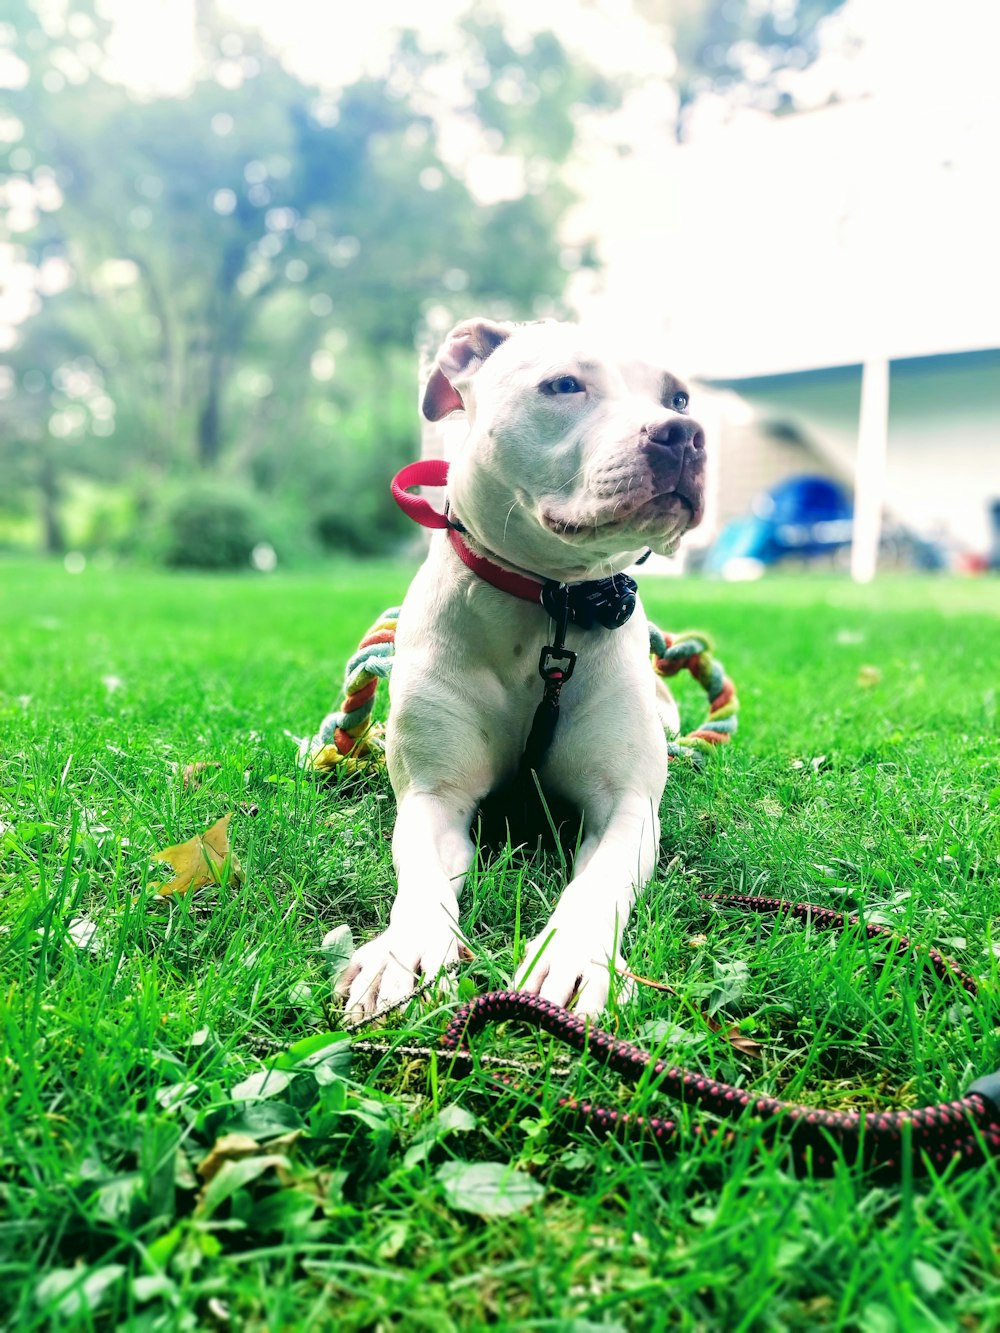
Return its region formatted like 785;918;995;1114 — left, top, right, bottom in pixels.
538;644;577;683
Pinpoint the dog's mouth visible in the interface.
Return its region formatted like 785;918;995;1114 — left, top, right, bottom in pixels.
542;491;698;544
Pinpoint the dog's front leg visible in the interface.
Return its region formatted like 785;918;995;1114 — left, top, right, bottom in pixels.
516;789;661;1016
339;789;477;1018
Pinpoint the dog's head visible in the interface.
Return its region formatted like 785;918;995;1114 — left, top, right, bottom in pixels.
423;317;707;581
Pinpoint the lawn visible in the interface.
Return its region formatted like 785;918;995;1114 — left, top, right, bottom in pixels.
1;559;998;1331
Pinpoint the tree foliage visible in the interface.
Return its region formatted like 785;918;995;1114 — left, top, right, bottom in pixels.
0;2;609;555
639;0;848;137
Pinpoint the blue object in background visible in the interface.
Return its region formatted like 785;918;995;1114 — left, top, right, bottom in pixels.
705;475;854;573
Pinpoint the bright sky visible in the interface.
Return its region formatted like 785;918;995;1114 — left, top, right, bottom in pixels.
95;0;678;201
5;0;999;373
95;0;1000;125
98;0;673;95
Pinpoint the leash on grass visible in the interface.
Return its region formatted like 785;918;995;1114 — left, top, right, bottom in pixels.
451;894;1000;1180
345;894;1000;1182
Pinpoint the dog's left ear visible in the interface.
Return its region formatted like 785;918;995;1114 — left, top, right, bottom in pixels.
422;318;512;421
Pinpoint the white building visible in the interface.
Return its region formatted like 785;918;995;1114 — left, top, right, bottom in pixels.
575;19;1000;574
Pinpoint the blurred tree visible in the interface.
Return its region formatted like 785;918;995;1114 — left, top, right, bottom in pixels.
638;0;848;139
0;1;614;554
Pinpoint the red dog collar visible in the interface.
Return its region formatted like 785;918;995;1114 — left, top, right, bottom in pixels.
390;459;451;530
391;459;643;633
391;459;545;604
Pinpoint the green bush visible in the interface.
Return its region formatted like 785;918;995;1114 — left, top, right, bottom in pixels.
313;505;389;556
160;484;266;570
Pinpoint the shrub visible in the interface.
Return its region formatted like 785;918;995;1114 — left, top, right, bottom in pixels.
313;506;388;556
159;484;266;570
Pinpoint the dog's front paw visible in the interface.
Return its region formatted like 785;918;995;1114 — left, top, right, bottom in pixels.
515;922;632;1017
338;915;461;1020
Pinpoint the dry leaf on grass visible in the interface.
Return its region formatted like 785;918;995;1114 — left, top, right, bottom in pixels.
703;1012;764;1058
196;1133;263;1184
621;969;764;1059
619;969;678;996
197;1130;301;1184
152;813;243;897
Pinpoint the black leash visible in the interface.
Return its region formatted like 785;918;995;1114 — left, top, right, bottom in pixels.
520;584;575;776
520;570;640;776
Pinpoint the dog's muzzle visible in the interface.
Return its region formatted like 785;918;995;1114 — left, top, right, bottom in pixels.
641;416;707;529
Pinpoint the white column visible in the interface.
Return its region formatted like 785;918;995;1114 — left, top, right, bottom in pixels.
850;357;890;583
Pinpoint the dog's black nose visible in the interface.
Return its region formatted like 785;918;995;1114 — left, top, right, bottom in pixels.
642;417;705;454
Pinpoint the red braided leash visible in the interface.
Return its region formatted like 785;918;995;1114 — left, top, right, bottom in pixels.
441;893;1000;1178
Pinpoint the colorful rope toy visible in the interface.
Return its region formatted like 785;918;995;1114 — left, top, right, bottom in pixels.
300;610;739;775
299;607;400;775
649;625;738;761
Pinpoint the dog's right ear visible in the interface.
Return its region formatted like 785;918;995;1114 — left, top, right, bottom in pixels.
422;318;512;421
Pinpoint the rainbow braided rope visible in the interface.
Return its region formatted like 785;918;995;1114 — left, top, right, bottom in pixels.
649;626;739;760
301;614;738;775
300;607;400;775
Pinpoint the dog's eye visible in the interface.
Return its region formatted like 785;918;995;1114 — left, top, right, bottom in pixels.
670;392;689;412
543;375;585;396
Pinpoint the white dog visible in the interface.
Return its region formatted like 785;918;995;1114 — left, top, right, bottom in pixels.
340;317;706;1018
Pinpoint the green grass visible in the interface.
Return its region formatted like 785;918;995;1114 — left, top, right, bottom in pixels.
1;559;998;1331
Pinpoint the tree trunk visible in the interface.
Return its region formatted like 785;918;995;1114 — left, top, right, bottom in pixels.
38;452;65;555
197;347;223;468
195;242;247;469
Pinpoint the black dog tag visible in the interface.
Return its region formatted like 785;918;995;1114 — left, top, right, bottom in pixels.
543;574;638;631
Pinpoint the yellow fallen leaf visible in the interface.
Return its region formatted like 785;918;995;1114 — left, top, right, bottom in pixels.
196;1132;262;1184
153;813;243;898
